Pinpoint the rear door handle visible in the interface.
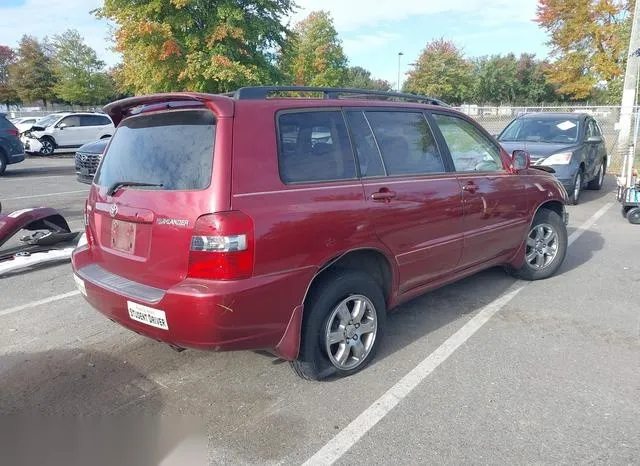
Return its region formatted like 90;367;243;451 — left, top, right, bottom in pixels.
371;190;397;202
462;182;478;194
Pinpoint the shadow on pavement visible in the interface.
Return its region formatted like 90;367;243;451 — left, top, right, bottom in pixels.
558;229;605;276
0;348;207;466
3;164;75;178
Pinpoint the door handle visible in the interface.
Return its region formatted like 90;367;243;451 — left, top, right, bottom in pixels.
462;182;478;194
371;190;397;202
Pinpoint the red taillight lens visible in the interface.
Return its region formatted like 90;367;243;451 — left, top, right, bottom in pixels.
2;128;19;137
188;211;254;280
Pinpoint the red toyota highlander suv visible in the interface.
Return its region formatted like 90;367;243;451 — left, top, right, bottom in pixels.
72;87;569;380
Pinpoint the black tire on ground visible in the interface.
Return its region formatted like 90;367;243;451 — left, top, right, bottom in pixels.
587;162;605;190
622;205;634;218
569;169;583;205
39;137;55;156
0;151;6;176
627;207;640;224
509;209;568;281
290;270;387;381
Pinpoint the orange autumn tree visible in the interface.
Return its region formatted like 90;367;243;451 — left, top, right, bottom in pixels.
97;0;294;94
536;0;634;101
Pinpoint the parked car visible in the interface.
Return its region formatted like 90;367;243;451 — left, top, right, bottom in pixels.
497;112;608;204
10;116;41;135
0;113;25;175
75;138;110;184
72;87;569;381
22;112;114;156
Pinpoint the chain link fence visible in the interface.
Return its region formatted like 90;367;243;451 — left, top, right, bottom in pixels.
457;105;640;171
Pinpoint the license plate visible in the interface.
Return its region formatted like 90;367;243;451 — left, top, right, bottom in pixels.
111;219;136;253
127;301;169;330
73;274;87;296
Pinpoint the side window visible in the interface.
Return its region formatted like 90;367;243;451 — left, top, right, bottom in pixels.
277;111;356;183
97;115;112;126
345;111;385;177
59;116;80;128
432;113;503;172
364;111;445;176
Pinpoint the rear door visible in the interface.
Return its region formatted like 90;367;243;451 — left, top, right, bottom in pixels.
430;112;529;271
345;109;464;293
89;109;218;289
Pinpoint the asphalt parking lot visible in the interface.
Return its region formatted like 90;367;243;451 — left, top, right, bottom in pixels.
1;157;638;465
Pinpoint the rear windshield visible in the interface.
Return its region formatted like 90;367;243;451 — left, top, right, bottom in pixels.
95;110;215;191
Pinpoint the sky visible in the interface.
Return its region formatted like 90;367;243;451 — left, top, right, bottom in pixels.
0;0;551;89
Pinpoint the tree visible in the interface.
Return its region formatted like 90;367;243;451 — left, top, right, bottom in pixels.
472;54;520;105
536;0;634;102
515;54;557;104
11;35;57;107
404;39;473;105
280;11;348;86
0;45;20;109
97;0;294;94
52;30;115;105
344;66;392;91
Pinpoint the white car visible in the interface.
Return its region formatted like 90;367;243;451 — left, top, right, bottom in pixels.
22;112;114;155
10;117;41;135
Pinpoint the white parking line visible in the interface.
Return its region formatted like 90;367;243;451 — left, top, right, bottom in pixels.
0;290;81;318
2;175;72;182
302;202;614;466
3;190;87;201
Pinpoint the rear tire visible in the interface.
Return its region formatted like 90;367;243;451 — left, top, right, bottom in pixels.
628;207;640;224
290;270;386;381
509;209;568;281
0;152;7;176
587;163;605;190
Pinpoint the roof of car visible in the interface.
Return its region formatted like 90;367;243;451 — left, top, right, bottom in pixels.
519;112;588;120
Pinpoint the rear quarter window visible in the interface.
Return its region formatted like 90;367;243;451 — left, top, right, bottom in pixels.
95;110;215;191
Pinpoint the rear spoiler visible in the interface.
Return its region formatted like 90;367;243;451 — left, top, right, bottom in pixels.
104;93;235;126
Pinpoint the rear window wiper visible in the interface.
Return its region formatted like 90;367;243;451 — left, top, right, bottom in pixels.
107;181;164;196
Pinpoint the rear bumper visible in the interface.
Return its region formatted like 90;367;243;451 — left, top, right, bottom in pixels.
71;247;314;356
7;151;25;165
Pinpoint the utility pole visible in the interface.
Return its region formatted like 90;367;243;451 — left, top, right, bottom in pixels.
397;52;404;92
616;0;640;181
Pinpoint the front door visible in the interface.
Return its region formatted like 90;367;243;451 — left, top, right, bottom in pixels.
430;112;529;271
56;115;82;147
345;109;464;293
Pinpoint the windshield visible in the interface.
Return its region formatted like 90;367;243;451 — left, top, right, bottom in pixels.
36;114;61;128
499;117;581;144
94;109;215;191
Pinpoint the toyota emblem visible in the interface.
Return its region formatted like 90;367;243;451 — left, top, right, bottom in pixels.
109;204;118;218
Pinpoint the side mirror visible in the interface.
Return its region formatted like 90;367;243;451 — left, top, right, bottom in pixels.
512;150;530;170
586;135;602;144
58;123;68;129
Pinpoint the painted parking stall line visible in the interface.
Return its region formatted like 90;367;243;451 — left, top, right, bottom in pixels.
0;291;81;318
3;190;88;201
302;202;614;466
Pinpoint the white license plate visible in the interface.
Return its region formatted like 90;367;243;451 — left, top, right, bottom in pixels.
127;301;169;330
74;274;87;296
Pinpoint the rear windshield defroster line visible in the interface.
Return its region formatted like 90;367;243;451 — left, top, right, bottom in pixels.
95;109;216;192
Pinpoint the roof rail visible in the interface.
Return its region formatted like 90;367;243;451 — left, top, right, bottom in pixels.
230;86;449;106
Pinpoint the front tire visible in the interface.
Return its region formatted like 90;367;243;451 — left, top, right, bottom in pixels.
587;163;605;190
39;137;55;156
0;152;7;176
570;169;583;205
510;209;568;281
290;271;387;381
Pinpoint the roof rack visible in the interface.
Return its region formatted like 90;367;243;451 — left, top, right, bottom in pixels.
229;86;449;106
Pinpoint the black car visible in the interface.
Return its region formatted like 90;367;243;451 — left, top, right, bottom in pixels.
75;138;109;184
498;112;608;204
0;113;26;176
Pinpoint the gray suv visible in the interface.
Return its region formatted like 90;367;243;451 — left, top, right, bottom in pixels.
498;112;608;204
0;114;25;176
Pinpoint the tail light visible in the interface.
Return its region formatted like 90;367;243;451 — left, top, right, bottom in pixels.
2;128;19;137
188;211;254;280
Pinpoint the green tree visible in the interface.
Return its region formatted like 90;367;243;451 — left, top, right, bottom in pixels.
11;35;57;108
97;0;294;94
0;45;20;109
472;54;520;105
52;30;115;105
536;0;634;102
403;39;473;105
515;54;557;104
344;66;391;91
280;10;348;86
